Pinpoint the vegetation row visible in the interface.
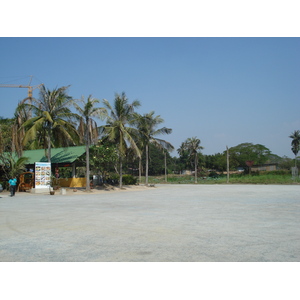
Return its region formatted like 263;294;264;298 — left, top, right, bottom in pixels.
0;85;299;188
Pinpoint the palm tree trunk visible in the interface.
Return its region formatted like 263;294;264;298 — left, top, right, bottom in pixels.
139;157;142;184
145;144;149;186
86;142;90;192
119;158;123;188
85;120;91;192
47;129;51;163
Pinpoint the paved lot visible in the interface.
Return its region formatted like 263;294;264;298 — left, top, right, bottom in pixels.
0;184;299;262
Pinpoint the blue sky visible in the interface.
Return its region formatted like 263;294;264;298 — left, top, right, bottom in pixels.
0;37;299;158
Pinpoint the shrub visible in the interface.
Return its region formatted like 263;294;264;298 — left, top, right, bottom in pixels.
208;171;219;178
263;170;290;176
105;173;119;185
122;174;137;185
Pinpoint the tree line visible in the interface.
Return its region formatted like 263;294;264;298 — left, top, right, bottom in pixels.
0;86;174;189
1;85;299;188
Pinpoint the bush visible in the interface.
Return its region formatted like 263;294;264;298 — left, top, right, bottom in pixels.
263;170;290;176
208;171;219;178
0;181;8;190
105;173;119;185
122;174;137;185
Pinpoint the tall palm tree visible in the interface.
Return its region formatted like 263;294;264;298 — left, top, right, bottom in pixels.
0;117;14;153
289;130;300;168
73;95;106;191
134;111;173;186
12;103;32;157
19;85;80;162
181;137;203;183
101;92;141;188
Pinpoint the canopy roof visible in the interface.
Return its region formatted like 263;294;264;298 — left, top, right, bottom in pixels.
12;146;86;165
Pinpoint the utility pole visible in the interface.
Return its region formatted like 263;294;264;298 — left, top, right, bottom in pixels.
164;150;167;182
226;145;229;183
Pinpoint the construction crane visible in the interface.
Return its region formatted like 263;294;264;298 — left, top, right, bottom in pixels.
0;76;44;98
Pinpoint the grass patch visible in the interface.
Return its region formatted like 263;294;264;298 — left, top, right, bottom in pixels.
138;173;300;185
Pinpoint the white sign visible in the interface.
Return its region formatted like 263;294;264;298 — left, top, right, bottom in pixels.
35;162;51;188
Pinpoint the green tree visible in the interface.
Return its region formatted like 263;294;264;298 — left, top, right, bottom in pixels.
177;143;191;173
0;152;28;180
289;130;300;168
10;102;33;157
19;85;80;162
88;141;119;180
179;137;204;183
228;143;272;172
73;95;106;191
1;105;32;157
277;155;294;170
0;117;14;153
204;153;227;172
101;92;141;188
143;143;174;176
134;111;173;186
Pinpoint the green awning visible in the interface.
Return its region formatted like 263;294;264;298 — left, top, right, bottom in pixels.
3;146;86;165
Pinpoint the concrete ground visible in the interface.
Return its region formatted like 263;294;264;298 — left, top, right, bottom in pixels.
0;184;299;262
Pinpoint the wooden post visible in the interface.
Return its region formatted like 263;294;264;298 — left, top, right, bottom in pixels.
226;145;229;183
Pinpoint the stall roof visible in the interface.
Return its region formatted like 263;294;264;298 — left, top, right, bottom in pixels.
10;146;86;165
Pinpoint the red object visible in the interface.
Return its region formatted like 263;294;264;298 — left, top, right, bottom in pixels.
245;161;254;167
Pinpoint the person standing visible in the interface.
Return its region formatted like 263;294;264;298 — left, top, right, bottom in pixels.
8;177;17;197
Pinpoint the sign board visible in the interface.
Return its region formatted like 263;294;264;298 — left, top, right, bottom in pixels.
245;160;254;167
35;162;51;188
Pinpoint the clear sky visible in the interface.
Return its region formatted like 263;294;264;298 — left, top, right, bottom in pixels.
0;37;299;158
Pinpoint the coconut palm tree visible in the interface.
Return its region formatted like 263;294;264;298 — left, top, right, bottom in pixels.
1;105;30;157
181;137;204;183
101;92;141;188
19;85;80;162
134;111;173;186
73;95;106;191
0;117;14;153
11;103;32;157
289;130;300;168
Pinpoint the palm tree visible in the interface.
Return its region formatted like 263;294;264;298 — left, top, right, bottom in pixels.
134;111;173;186
181;137;203;183
73;95;106;191
101;92;141;188
289;130;300;168
19;85;80;162
0;117;14;153
12;104;31;157
0;152;28;180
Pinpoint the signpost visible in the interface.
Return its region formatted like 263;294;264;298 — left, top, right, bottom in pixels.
35;162;51;189
245;160;254;175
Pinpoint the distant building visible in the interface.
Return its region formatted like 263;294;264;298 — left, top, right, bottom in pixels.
181;170;193;175
251;163;278;172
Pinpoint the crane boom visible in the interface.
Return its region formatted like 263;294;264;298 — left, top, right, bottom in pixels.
0;83;44;98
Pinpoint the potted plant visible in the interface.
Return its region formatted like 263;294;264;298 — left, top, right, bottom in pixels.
49;175;56;195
